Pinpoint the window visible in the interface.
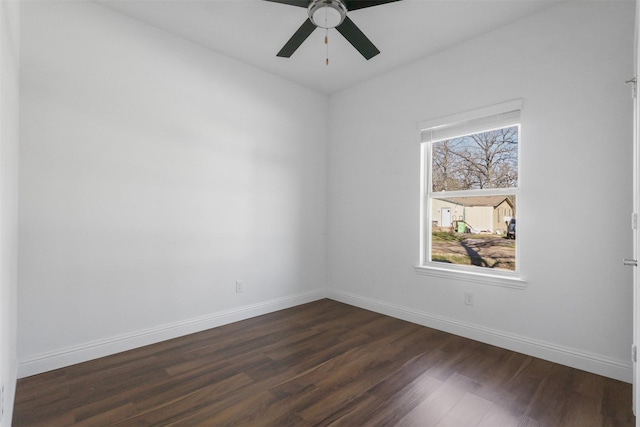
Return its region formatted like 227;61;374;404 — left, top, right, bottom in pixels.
416;100;524;287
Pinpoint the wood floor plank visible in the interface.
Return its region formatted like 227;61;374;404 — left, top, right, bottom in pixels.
476;403;523;427
12;299;636;426
362;373;444;426
395;372;480;427
434;392;495;427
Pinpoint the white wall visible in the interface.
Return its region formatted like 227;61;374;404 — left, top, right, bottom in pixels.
328;1;635;381
18;1;328;376
0;0;20;424
16;0;637;386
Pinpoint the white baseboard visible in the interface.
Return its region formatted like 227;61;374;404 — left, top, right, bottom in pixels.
326;289;633;383
18;288;632;383
17;289;327;378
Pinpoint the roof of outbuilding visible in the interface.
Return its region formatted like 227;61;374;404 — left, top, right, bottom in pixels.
438;196;514;208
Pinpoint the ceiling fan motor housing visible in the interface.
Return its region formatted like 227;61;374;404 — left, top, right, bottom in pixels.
308;0;347;29
268;0;400;59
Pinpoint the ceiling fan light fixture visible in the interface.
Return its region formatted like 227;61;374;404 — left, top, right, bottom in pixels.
308;0;347;29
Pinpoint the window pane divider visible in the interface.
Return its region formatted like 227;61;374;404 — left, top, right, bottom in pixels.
428;187;519;199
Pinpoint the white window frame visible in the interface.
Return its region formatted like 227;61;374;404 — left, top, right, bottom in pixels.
415;100;526;289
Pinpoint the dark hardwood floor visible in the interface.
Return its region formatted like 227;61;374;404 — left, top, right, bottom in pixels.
13;299;635;426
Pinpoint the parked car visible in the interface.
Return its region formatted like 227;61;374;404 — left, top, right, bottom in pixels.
507;218;516;239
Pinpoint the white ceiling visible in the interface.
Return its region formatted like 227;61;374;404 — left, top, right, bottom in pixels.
96;0;561;94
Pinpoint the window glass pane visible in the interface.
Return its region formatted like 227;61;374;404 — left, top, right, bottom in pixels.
431;126;518;192
431;195;516;271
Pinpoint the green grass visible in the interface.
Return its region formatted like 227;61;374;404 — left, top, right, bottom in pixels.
432;231;464;242
432;254;472;264
432;231;509;242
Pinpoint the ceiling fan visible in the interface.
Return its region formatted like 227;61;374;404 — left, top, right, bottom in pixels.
264;0;402;60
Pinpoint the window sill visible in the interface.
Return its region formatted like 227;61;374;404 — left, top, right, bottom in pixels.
414;264;527;289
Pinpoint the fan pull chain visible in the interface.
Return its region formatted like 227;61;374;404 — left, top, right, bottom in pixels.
325;29;329;66
324;6;329;66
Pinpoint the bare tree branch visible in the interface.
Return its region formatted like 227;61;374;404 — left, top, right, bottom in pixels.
432;126;518;191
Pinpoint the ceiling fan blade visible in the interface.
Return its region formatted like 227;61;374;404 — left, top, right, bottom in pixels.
277;19;317;57
263;0;309;7
335;16;379;60
344;0;402;11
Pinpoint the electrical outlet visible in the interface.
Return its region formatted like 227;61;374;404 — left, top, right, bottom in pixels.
235;280;244;293
464;291;474;306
